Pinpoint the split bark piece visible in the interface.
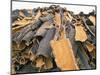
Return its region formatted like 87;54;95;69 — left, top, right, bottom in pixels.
34;10;41;20
12;10;41;33
14;19;42;45
19;10;26;18
88;16;96;26
82;17;95;37
50;29;79;70
12;26;26;33
22;31;35;46
75;25;87;42
64;11;73;22
35;19;53;37
40;14;54;22
12;19;31;27
35;28;55;71
35;56;45;70
35;56;53;71
12;40;26;50
12;19;32;31
36;27;56;58
65;23;78;55
42;11;48;16
85;41;95;52
76;42;91;69
28;50;36;61
43;58;53;70
50;38;79;70
54;12;61;27
21;42;37;61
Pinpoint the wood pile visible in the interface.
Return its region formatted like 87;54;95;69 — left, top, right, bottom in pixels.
11;5;96;74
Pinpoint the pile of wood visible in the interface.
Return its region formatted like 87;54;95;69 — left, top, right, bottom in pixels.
11;5;96;74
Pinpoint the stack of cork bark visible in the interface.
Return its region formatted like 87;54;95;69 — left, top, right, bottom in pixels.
11;5;96;74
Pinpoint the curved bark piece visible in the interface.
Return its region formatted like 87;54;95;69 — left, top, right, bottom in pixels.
12;40;26;50
75;25;87;42
66;22;78;55
35;19;53;38
35;28;56;71
35;56;53;72
77;42;91;69
50;38;79;70
36;27;56;58
88;16;96;26
82;17;95;37
14;19;42;45
22;31;35;46
50;27;79;70
54;12;61;26
40;14;54;22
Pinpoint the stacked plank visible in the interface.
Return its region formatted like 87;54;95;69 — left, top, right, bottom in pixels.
11;5;96;74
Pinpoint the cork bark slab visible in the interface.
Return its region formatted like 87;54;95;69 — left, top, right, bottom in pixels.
89;16;96;26
54;12;61;26
50;38;79;70
75;25;87;42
